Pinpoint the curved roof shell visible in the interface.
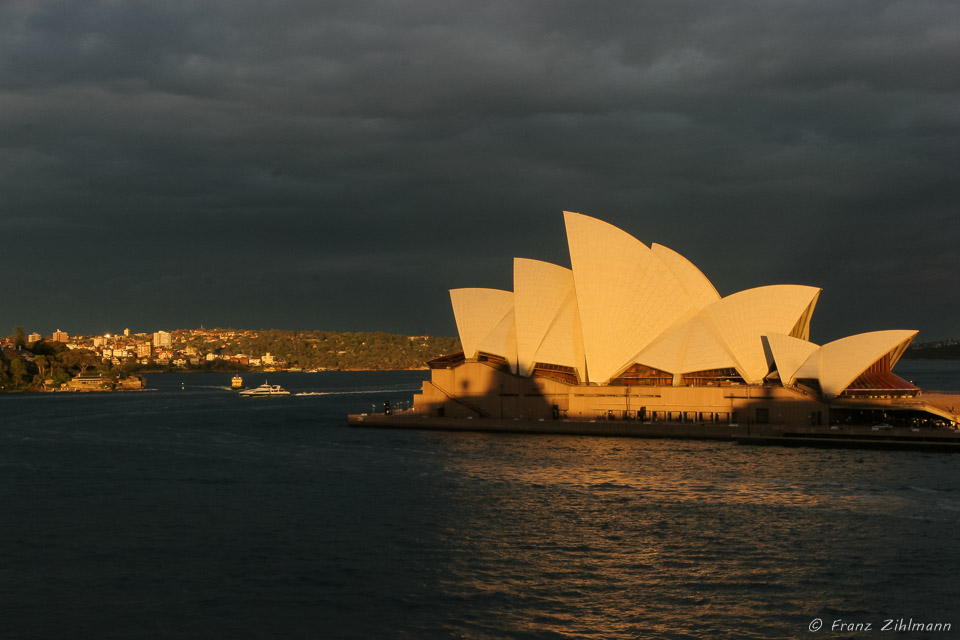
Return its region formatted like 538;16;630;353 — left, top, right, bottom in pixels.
635;285;821;383
477;307;519;373
513;258;585;378
702;285;821;383
563;211;700;384
531;288;585;378
513;259;578;376
450;288;514;361
795;329;918;397
634;315;733;376
650;243;721;314
764;334;820;385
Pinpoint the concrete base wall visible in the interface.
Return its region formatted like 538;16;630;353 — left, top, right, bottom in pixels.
414;361;829;428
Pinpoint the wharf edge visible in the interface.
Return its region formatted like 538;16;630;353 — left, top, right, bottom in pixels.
347;413;960;452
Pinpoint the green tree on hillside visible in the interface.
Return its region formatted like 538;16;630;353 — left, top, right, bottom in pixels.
61;348;97;375
34;355;49;383
8;358;27;389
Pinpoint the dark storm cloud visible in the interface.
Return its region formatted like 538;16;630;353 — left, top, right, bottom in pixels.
2;0;958;340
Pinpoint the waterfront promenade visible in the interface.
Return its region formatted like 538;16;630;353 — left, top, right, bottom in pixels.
349;411;960;451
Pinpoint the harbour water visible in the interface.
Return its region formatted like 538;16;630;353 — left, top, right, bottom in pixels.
2;363;959;639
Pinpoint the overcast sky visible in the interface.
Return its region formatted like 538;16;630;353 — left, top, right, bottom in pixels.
3;0;958;342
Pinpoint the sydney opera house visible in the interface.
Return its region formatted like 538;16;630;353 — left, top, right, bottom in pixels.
402;212;958;434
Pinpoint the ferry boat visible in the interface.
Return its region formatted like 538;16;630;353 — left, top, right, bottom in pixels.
231;374;244;389
238;382;290;397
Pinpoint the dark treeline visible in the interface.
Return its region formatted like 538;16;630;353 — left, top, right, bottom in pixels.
217;330;461;371
904;340;960;360
2;327;462;392
1;327;106;391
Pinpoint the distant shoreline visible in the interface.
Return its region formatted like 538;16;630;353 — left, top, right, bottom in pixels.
0;369;433;395
136;368;431;374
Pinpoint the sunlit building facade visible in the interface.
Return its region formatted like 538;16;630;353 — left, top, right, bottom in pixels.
412;212;959;429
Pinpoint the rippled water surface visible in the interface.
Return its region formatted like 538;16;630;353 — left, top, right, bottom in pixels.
2;368;959;639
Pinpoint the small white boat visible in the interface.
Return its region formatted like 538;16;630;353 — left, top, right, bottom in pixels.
239;382;290;397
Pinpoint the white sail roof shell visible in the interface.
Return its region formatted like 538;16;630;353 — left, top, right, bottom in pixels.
651;243;721;315
635;315;734;375
531;288;586;378
635;285;821;383
794;329;918;397
703;285;821;383
564;211;700;384
513;258;585;378
477;307;519;373
764;334;820;385
450;288;514;361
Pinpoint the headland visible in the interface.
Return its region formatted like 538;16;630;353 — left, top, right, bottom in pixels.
1;326;459;393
